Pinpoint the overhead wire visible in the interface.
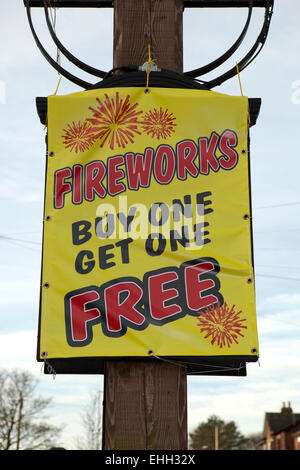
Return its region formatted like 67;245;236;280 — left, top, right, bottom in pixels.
255;273;300;282
0;234;42;252
0;235;41;246
253;202;300;210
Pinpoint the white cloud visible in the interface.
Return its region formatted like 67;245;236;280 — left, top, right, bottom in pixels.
0;330;37;367
0;279;39;305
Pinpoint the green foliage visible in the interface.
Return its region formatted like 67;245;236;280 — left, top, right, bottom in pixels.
189;415;247;450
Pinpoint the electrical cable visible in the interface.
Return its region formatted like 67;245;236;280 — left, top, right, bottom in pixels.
25;0;274;90
255;273;300;282
185;0;254;78
24;0;93;88
203;0;274;88
0;234;41;246
43;0;107;79
254;202;300;210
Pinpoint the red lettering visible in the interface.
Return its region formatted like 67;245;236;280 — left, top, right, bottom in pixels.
125;149;153;190
104;281;145;332
108;156;125;195
177;140;198;180
148;271;181;320
154;145;175;184
72;164;83;204
64;257;223;341
199;133;219;174
85;161;106;200
68;290;101;343
54;167;72;209
184;261;220;311
218;130;238;170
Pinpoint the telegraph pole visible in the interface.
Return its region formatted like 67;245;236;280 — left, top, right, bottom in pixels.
25;0;274;453
103;0;187;450
215;424;219;450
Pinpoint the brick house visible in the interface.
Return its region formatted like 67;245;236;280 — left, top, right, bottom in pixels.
260;402;300;450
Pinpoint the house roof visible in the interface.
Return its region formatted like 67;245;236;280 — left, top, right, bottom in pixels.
265;411;300;435
278;418;300;434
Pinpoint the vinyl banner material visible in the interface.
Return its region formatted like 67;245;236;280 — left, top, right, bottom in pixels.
38;86;259;365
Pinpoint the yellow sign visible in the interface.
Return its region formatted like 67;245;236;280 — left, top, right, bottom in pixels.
38;86;259;363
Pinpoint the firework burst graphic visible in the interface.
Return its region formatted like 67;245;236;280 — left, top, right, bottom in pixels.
87;92;142;150
196;302;247;349
141;107;176;140
62;120;96;153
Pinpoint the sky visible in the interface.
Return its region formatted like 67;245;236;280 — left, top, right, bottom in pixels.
1;0;300;450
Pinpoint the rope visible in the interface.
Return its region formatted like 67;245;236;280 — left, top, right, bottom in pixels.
236;62;244;96
236;61;251;126
145;44;156;92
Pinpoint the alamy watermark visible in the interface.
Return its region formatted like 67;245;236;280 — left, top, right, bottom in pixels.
71;194;212;257
94;197;207;250
92;196;209;252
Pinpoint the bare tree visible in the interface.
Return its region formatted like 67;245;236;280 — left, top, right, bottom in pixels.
74;390;103;450
0;369;63;450
240;432;263;450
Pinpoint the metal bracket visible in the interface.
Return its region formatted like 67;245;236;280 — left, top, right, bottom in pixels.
24;0;274;89
139;62;161;73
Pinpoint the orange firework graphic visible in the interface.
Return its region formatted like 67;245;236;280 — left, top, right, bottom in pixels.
62;120;96;153
87;92;142;150
141;107;176;140
196;302;247;348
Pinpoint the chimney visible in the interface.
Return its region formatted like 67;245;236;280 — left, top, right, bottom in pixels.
281;402;292;413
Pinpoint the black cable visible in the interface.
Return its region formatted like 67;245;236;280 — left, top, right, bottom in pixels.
101;65;139;80
185;0;254;78
26;0;274;90
205;0;274;88
43;0;107;79
256;273;300;282
25;0;92;88
254;202;300;210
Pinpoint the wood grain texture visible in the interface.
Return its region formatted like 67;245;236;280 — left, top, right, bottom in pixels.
144;361;187;449
103;0;187;451
103;361;187;450
103;361;147;449
113;0;183;73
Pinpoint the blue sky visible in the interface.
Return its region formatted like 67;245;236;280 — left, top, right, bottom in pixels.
1;0;300;449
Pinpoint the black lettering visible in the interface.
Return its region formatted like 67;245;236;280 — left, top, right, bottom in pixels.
171;195;193;221
115;237;133;264
146;233;166;256
75;250;95;274
72;220;92;245
149;203;169;226
194;222;211;246
196;192;213;215
95;215;115;239
170;226;190;251
117;207;136;232
98;244;115;269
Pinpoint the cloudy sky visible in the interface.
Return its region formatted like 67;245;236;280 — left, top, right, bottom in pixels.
1;0;300;449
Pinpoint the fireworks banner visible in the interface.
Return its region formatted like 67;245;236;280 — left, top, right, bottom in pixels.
38;86;259;371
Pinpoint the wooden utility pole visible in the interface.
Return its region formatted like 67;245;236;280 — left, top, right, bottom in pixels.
113;0;183;73
102;0;187;450
215;424;219;450
26;0;272;452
